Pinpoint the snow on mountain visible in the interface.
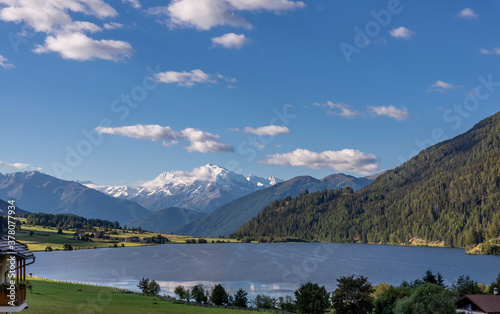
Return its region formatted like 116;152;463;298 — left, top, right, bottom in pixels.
84;184;138;198
246;174;283;188
85;164;282;213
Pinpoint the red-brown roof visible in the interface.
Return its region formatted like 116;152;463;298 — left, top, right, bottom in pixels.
456;295;500;313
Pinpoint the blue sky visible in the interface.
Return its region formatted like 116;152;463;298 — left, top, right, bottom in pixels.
1;0;500;186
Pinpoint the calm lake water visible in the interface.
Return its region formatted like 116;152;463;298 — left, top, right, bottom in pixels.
29;243;499;298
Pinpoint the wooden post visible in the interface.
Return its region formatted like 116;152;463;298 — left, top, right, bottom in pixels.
16;257;19;286
23;258;26;282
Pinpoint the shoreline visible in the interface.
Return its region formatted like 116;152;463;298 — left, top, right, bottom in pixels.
25;239;500;257
24;237;500;256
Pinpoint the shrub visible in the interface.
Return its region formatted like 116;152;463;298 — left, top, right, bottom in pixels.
393;283;456;314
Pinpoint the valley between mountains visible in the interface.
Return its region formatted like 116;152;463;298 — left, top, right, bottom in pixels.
1;112;500;254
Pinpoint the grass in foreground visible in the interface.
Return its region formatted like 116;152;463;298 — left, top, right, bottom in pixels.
25;278;262;314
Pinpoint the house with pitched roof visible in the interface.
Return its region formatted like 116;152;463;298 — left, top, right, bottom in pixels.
455;289;500;314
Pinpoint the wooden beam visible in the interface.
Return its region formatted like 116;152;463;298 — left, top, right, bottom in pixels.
16;257;19;286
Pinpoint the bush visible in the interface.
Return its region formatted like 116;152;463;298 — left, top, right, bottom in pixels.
373;283;392;299
197;238;207;244
373;286;412;314
45;246;53;251
294;282;329;314
393;283;456;314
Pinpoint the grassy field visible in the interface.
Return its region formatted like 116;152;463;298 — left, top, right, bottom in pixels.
14;218;240;252
24;278;263;314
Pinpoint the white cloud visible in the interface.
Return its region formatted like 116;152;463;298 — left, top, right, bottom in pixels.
95;124;233;153
389;26;415;40
181;128;234;153
0;0;135;62
104;22;124;30
314;101;359;118
150;0;305;30
33;32;134;61
262;148;379;175
216;73;237;83
123;0;141;9
480;48;500;55
428;80;463;92
64;21;102;33
243;125;290;136
155;69;234;87
211;33;250;49
95;124;181;141
368;105;408;121
457;8;478;19
0;54;14;69
0;161;41;170
0;0;117;33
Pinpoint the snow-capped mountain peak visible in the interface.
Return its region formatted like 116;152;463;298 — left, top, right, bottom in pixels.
85;165;282;213
141;164;247;188
246;174;284;188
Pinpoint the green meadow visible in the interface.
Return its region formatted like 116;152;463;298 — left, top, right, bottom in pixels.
14;218;240;252
25;278;263;314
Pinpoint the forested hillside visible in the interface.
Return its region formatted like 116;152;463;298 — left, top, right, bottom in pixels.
174;173;373;237
127;207;206;234
233;112;500;250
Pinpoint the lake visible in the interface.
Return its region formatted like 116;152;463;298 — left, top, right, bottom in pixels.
28;243;499;298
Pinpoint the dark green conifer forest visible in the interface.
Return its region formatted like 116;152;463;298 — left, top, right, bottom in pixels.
233;112;500;251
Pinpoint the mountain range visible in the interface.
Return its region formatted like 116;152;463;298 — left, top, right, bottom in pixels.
172;173;375;237
0;172;151;224
0;165;376;236
233;111;500;249
85;164;283;213
1;112;498;251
